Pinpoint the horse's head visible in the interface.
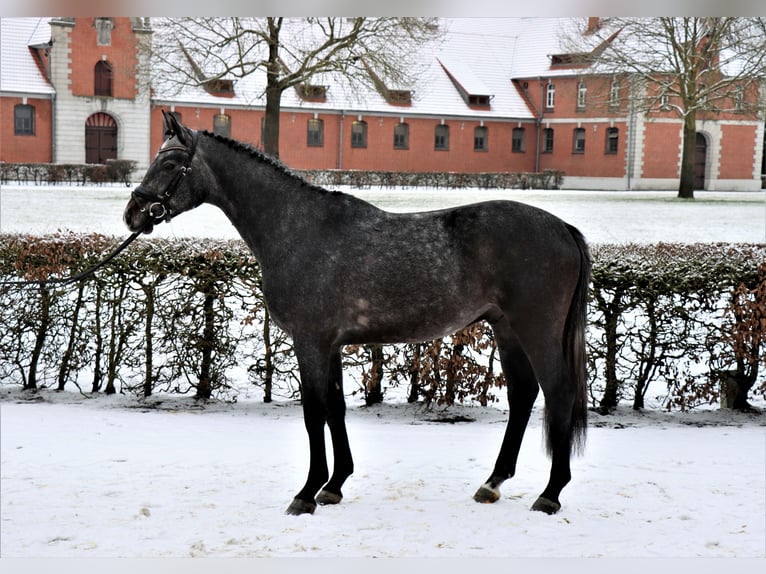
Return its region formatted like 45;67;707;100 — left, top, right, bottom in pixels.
124;111;207;234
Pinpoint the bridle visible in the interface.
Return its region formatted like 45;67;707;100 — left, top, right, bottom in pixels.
0;130;200;288
131;129;199;222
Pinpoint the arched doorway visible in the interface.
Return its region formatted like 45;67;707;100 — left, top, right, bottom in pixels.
85;112;117;164
694;132;707;190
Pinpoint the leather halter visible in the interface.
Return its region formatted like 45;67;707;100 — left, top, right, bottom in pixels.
131;130;199;221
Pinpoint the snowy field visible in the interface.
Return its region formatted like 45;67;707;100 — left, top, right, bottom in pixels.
1;184;765;568
0;183;764;244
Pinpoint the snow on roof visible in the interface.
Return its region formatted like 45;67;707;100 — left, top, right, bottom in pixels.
0;17;611;116
0;17;55;96
153;18;582;121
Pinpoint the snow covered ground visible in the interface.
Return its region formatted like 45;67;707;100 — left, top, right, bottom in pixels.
1;184;765;565
1;388;764;561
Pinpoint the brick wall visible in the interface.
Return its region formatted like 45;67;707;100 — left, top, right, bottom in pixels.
69;18;138;100
0;97;53;163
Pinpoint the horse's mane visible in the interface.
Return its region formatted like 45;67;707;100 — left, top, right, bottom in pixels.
199;130;335;196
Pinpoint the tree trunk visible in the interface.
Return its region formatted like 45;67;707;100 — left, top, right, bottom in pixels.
678;111;697;199
365;344;384;406
598;289;624;413
143;285;155;398
58;282;85;391
196;285;216;400
263;18;282;158
720;369;755;411
261;306;274;403
407;344;421;403
27;285;52;391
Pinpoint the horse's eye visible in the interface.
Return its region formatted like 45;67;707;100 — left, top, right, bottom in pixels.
163;163;176;172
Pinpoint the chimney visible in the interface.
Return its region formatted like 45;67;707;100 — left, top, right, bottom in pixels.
585;17;601;35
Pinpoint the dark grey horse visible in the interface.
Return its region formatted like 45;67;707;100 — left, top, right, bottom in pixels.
124;111;591;516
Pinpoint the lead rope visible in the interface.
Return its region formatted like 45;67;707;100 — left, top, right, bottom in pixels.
0;221;150;288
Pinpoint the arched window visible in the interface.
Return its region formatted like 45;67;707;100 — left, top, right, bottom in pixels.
573;127;586;154
94;60;112;97
393;123;409;150
609;79;621;108
577;81;587;108
605;127;619;154
543;127;554;153
512;127;525;153
474;126;489;151
351;120;367;148
545;82;556;109
14;104;35;135
434;124;449;150
85;112;118;164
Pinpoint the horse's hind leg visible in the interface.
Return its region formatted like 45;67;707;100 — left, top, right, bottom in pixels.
316;350;354;506
531;356;577;514
474;319;539;504
525;341;577;514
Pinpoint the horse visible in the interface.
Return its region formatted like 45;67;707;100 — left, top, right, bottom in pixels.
124;111;591;516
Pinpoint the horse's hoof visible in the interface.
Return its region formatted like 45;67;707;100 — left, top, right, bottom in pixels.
473;483;501;503
285;498;316;516
531;496;561;515
316;489;343;506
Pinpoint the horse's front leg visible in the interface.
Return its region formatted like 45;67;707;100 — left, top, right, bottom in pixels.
316;350;353;506
285;340;332;516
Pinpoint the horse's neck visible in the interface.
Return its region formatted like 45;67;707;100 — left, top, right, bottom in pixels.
204;145;315;262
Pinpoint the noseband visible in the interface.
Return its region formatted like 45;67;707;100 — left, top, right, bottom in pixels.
132;130;199;221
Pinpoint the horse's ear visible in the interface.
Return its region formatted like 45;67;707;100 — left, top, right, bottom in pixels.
161;110;173;136
161;110;191;146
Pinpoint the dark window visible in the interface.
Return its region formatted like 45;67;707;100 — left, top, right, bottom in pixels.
512;127;525;153
213;114;231;137
605;127;619;154
94;60;112;97
351;121;367;148
573;127;586;153
468;95;490;106
543;128;554;153
14;104;34;135
393;123;409;149
474;126;488;151
434;124;449;150
307;118;324;147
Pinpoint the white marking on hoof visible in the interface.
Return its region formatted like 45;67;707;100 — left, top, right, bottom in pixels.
473;483;501;503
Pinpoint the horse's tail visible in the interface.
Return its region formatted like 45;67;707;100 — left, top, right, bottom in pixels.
560;224;591;456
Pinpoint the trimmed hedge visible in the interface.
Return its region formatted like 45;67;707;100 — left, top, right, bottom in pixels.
0;160;138;186
0;233;764;411
298;169;564;190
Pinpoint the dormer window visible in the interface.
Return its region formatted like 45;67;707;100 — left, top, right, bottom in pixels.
94;60;113;97
297;84;327;102
468;95;491;107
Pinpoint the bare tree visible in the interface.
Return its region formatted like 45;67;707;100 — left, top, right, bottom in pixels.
563;17;766;199
151;17;443;158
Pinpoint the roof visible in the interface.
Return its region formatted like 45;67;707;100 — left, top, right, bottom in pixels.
0;17;609;115
0;17;55;96
152;17;587;121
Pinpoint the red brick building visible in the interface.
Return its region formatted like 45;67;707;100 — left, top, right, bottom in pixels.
2;17;764;190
